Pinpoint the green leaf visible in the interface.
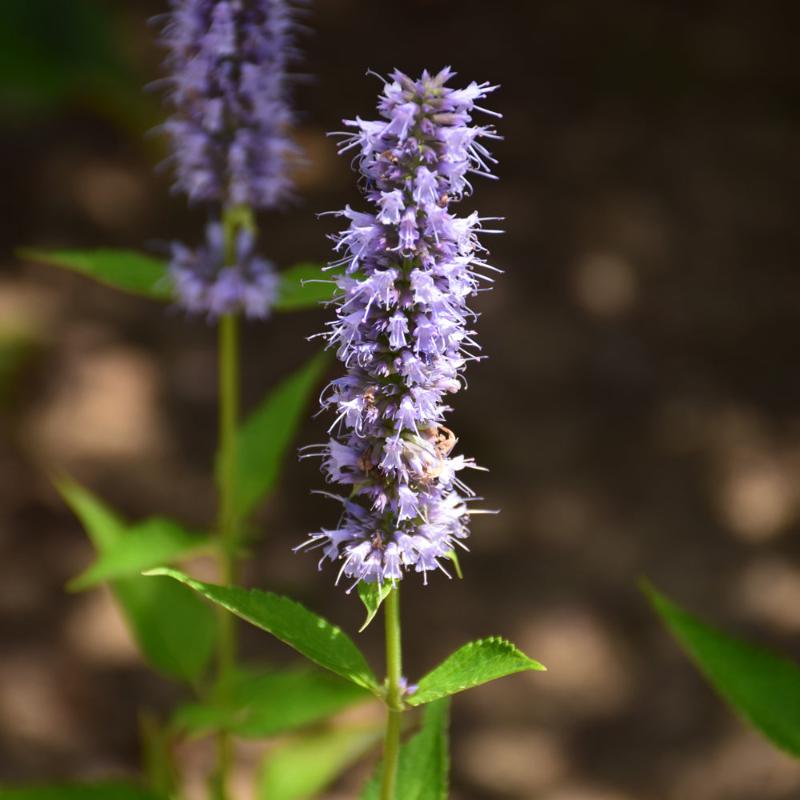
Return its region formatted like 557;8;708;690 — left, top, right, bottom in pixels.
446;550;463;580
0;784;167;800
146;568;380;692
175;666;371;738
18;248;170;300
407;637;545;707
357;581;394;633
57;480;217;684
361;699;450;800
258;725;381;800
644;581;800;758
274;263;338;312
223;353;328;520
69;517;211;591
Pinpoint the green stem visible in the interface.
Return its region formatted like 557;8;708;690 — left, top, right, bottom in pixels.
380;586;403;800
212;205;249;800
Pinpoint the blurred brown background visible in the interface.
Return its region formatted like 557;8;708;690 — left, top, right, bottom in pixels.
2;1;800;798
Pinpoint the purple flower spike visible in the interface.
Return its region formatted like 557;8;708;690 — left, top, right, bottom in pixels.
159;0;301;208
169;221;279;319
297;68;502;587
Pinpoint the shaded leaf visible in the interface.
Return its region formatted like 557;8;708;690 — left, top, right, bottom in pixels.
147;569;380;692
175;666;371;738
274;263;338;311
361;699;450;800
258;725;381;800
357;582;394;633
58;480;217;684
407;637;545;707
222;353;328;520
69;517;211;591
645;581;800;758
18;248;170;300
0;784;167;800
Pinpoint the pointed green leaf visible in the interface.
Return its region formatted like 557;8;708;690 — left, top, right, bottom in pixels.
69;517;212;591
407;637;545;707
446;550;463;580
645;581;800;758
258;725;381;800
147;568;380;692
57;480;217;684
222;353;328;520
361;699;450;800
175;666;372;738
0;784;167;800
357;581;394;633
274;263;338;311
18;248;170;300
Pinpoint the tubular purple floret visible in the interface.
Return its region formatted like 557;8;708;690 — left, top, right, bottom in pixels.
299;68;501;586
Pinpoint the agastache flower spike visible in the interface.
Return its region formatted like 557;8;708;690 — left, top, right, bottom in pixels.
159;0;301;208
158;0;302;317
298;68;502;586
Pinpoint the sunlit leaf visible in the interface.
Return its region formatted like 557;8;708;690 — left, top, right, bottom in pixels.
69;517;211;591
146;568;380;692
258;725;381;800
223;353;328;520
357;582;394;633
57;480;217;684
361;699;450;800
18;249;170;299
645;581;800;758
175;666;371;738
407;637;545;707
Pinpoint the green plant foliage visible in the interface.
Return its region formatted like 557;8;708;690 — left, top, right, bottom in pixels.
357;582;394;633
0;785;167;800
146;569;380;692
18;249;171;299
645;581;800;758
273;263;338;311
361;699;450;800
220;353;328;521
407;637;545;707
69;517;212;590
58;480;217;684
258;725;382;800
174;666;372;738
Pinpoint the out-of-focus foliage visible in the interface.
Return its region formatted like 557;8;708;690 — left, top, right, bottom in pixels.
0;0;150;128
646;583;800;758
361;699;450;800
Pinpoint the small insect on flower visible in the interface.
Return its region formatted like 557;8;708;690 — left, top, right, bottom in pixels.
297;68;502;588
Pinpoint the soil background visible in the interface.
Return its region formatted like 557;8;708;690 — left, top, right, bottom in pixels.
2;1;800;798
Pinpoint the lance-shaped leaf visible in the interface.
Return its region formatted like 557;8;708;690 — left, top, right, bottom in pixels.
147;568;380;692
18;248;171;300
258;724;382;800
174;666;372;738
274;262;338;311
361;699;450;800
69;517;212;591
357;581;394;633
407;637;545;707
645;581;800;758
221;352;328;521
0;784;168;799
58;479;217;684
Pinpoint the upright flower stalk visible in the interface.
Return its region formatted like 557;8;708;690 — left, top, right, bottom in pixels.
158;2;301;795
299;68;501;798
